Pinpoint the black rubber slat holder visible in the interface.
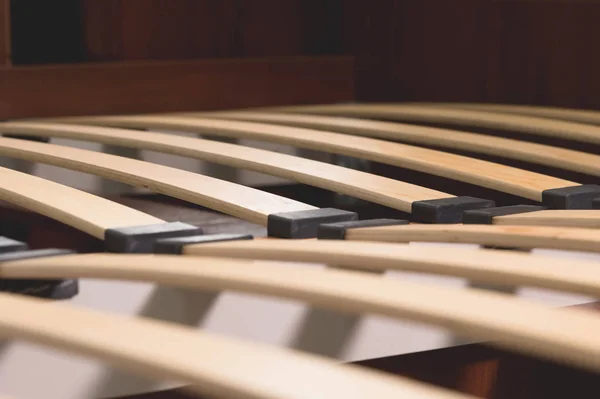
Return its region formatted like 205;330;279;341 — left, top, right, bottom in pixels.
542;185;600;209
104;222;203;253
411;197;496;224
0;236;28;253
0;248;78;300
463;205;547;225
318;219;409;240
154;233;254;255
267;208;358;238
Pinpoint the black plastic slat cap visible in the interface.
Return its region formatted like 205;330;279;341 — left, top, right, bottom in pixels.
542;184;600;209
268;208;358;238
0;248;78;300
154;234;254;254
463;205;547;225
318;219;409;240
0;236;28;253
105;222;204;253
411;196;496;224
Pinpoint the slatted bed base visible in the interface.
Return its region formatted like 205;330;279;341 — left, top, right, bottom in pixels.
5;101;600;399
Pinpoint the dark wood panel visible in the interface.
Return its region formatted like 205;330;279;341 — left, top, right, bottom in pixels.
349;0;600;109
0;0;9;65
0;55;354;119
83;0;346;62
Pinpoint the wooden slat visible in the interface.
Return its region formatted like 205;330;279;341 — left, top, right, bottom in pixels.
343;223;600;254
0;121;452;213
7;252;600;374
0;291;462;399
201;110;600;178
490;209;600;229
0;56;353;119
0;165;162;239
0;137;315;226
50;114;578;203
10;242;600;299
270;103;600;146
427;103;600;126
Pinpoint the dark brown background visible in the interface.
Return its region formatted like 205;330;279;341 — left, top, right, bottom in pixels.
2;0;600;118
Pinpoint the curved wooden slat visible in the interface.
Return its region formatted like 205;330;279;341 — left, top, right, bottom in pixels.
0;137;315;226
200;111;600;178
489;209;600;228
178;239;600;296
6;252;600;374
0;292;465;399
342;224;600;254
0;165;162;239
0;121;451;213
266;103;600;146
45;114;579;203
427;103;600;126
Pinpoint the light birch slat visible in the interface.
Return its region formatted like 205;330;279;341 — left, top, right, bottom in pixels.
179;239;600;296
0;137;314;226
0;165;162;239
0;292;465;399
6;252;600;374
200;111;600;178
0;121;451;213
343;224;600;254
489;210;600;228
426;103;600;126
41;115;578;202
265;103;600;146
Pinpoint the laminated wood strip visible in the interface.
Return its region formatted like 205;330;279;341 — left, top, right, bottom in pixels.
0;137;315;226
201;111;600;179
0;291;464;399
0;121;452;214
428;103;600;126
342;224;600;254
6;252;600;374
179;239;600;297
48;114;581;204
0;166;162;239
268;102;600;146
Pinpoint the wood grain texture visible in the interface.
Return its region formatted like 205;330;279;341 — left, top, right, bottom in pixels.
0;0;9;65
68;114;578;201
6;252;600;375
0;137;315;225
345;223;600;254
430;103;600;126
208;111;600;178
492;210;600;229
0;291;462;399
0;56;353;119
269;103;600;146
0;121;451;213
0;166;161;239
181;238;600;297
